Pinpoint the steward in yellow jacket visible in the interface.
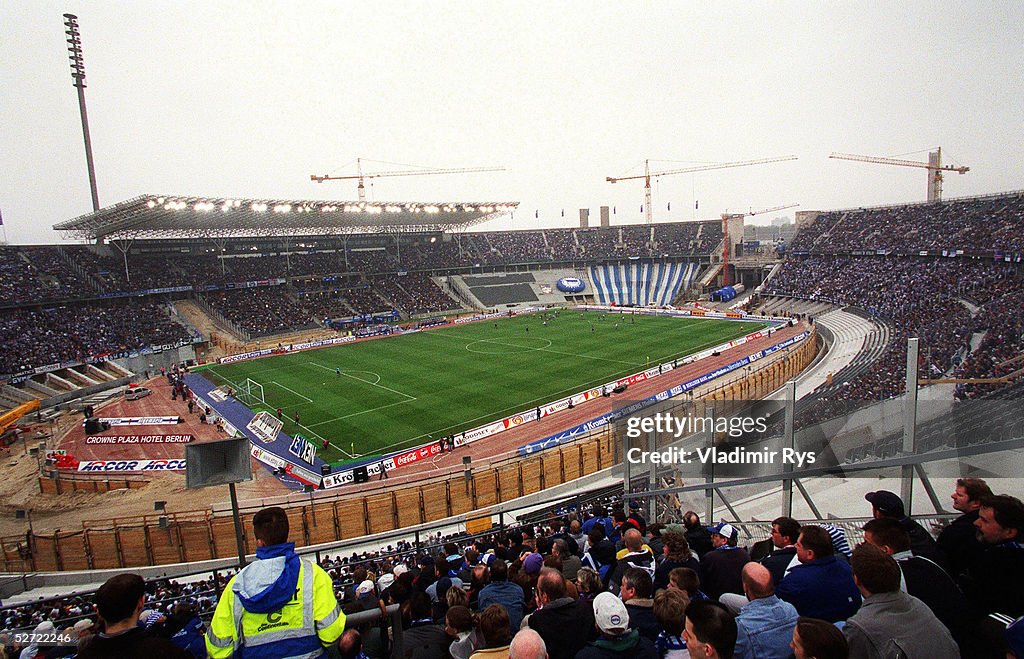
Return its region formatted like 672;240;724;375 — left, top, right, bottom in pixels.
206;506;345;659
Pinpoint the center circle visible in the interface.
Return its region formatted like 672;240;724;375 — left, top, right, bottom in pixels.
465;337;553;355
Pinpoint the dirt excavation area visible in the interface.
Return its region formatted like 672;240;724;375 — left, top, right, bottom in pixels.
0;374;291;538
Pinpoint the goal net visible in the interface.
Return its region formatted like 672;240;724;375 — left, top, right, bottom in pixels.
237;378;267;408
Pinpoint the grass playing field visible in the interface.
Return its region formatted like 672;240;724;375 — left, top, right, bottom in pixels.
199;311;767;463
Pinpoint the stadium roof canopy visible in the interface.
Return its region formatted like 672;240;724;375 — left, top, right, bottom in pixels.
53;195;518;241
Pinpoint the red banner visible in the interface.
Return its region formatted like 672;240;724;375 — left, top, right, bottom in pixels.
85;434;194;444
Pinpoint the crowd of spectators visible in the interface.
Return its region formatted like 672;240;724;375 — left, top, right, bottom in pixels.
0;247;98;305
767;255;1024;401
485;231;552;263
202;287;317;337
374;274;460;316
4;484;1022;658
0;302;194;374
0;220;726;312
788;193;1024;254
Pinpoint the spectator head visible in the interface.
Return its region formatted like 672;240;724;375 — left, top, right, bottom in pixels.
472;564;490;587
536;567;566;606
740;563;774;601
73;618;94;638
620;567;653;602
683;511;702;529
864;490;905;519
523;552;544;576
552;538;569;559
445;605;476;635
593;592;630;637
669;567;701;597
623;528;643;551
95;574;146;627
490;558;508;582
479;604;512;648
587;525;606;545
975;494;1024;544
338;629;363;659
510;628;548;659
446;584;468;609
707;522;736;548
791;617;849;659
653;589;689;637
570;520;582;534
253;506;289;546
861;518;911;554
851;543;901;597
952;478;992;513
575;567;602;595
795;526;834;563
409;591;432;620
770;516;801;548
683;600;737;659
662;531;692;562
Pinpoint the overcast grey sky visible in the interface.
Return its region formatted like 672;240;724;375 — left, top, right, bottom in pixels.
2;2;1022;244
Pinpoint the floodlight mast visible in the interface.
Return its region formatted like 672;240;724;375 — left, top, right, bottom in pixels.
63;14;100;213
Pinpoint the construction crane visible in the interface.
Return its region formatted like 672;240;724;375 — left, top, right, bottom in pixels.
607;156;798;225
311;158;505;201
829;147;969;202
720;204;799;286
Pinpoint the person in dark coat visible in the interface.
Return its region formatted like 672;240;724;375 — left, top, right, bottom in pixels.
619;568;659;643
575;592;658;659
526;568;595;659
865;490;945;568
759;516;801;587
937;477;992;578
681;511;714;560
652;532;699;593
863;516;972;650
697;523;750;600
402;592;450;659
76;574;192;659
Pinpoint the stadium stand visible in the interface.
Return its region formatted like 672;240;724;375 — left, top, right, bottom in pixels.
0;301;194;374
588;262;697;306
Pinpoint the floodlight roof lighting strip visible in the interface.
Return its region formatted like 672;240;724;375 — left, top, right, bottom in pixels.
53;195;516;241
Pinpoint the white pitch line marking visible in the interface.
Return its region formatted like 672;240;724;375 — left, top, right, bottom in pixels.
307;362;416;399
271;381;312;402
305;398;418;427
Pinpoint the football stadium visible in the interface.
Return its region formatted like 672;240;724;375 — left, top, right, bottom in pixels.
1;5;1022;659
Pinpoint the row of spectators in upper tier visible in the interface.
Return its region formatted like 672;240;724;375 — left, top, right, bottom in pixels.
0;302;194;374
788;192;1024;254
201;277;459;337
0;222;724;307
373;274;461;316
765;255;1024;401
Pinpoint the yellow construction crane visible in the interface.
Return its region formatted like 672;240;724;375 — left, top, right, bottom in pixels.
829;147;969;202
311;158;505;201
720;204;799;286
607;156;798;225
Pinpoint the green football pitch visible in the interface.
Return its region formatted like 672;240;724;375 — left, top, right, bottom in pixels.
199;312;768;463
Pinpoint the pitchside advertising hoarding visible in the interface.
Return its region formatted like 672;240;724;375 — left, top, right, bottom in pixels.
85;434;194;444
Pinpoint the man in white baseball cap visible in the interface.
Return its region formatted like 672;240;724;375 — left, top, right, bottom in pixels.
576;592;658;659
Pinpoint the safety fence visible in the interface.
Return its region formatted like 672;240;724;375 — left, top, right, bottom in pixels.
1;329;817;572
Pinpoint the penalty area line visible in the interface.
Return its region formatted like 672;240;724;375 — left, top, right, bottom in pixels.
271;381;313;403
307;362;416;399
